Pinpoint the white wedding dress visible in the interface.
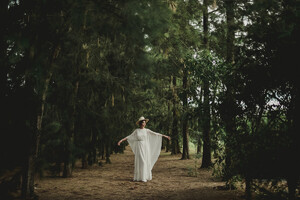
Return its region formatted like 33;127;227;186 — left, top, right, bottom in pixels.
126;128;162;182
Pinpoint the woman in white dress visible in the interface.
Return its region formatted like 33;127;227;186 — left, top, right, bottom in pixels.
118;116;171;182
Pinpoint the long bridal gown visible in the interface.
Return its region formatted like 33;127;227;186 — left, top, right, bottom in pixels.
126;128;162;182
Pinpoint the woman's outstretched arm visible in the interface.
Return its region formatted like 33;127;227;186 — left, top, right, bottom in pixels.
147;129;171;140
118;130;137;146
118;137;127;146
162;135;171;140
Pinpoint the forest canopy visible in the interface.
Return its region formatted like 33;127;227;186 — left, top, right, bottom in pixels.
0;0;299;199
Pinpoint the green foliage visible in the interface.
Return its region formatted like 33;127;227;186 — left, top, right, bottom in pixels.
1;0;299;199
1;0;172;176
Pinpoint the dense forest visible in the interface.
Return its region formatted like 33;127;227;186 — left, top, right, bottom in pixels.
0;0;299;199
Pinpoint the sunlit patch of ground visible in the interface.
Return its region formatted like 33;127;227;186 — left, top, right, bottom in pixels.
35;148;244;200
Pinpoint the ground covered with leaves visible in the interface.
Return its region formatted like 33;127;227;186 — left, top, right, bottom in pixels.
35;148;244;200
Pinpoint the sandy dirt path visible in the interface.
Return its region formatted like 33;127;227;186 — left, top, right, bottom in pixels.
35;148;244;200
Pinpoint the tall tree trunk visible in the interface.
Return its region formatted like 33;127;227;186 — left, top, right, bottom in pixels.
203;0;209;49
223;0;237;188
181;64;189;159
197;135;202;155
287;172;298;200
201;79;212;168
0;0;9;100
197;85;203;155
245;177;252;200
105;138;111;164
63;80;79;177
100;140;105;160
21;154;34;199
22;44;60;198
166;83;172;153
226;2;235;64
82;154;88;169
171;76;181;154
87;129;97;165
166;127;171;152
287;87;299;200
284;2;299;197
224;0;236;149
211;82;218;159
201;0;212;168
91;129;98;164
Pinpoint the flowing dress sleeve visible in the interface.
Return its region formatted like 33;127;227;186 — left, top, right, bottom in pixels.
146;129;163;170
126;130;138;155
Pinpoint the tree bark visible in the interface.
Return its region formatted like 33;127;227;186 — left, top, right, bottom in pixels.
287;174;297;200
0;0;9;100
181;64;189;159
287;87;299;200
171;76;181;154
197;134;202;155
166;83;172;153
21;155;34;199
203;0;209;50
166;130;171;152
105;138;112;164
201;79;212;168
197;86;203;155
22;43;60;198
63;80;79;177
245;177;252;200
201;0;212;168
225;1;235;64
90;129;97;165
222;0;237;187
82;154;88;169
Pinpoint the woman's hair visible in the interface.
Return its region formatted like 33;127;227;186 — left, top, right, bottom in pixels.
139;120;145;126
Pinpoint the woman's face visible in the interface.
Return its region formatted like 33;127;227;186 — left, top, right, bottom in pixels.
140;120;146;128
